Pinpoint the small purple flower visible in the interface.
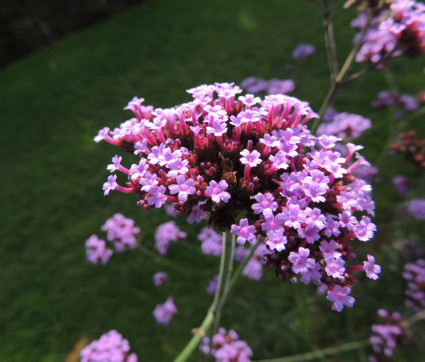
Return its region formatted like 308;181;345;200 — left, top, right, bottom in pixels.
369;309;405;360
327;285;355;312
325;257;346;279
230;218;257;245
252;192;278;216
147;185;168;208
300;261;322;284
153;297;177;325
267;79;295;95
392;175;411;195
288;247;315;274
168;175;196;201
200;328;253;361
155;221;187;255
101;213;140;252
198;227;223;256
292;43;315;59
107;155;122;172
187;204;205;224
103;175;118;196
85;235;113;265
407;198;425;220
240;149;262;167
80;330;138;362
281;204;306;230
207;275;219;296
265;229;287;252
206;180;231;203
242;258;263;281
153;272;169;286
363;255;381;280
319;240;342;261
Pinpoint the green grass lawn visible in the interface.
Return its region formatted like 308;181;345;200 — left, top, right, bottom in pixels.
1;0;425;361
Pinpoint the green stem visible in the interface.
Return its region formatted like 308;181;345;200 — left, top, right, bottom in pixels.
138;245;190;274
174;231;235;362
323;16;338;82
254;339;371;362
226;238;261;294
311;10;373;134
403;308;425;327
211;232;236;336
374;67;401;168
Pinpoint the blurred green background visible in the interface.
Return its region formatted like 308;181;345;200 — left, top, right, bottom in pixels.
1;0;425;361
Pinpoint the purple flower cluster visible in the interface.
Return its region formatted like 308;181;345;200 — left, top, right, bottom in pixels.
80;329;138;362
392;175;411;195
240;77;295;95
235;243;270;281
96;83;378;311
200;327;253;362
407;198;425;220
403;259;425;312
352;0;425;64
154;221;187;255
198;227;223;256
317;110;371;139
85;214;140;265
85;235;113;265
207;275;219;295
372;90;419;111
101;213;140;252
369;309;406;361
292;43;316;59
352;164;379;184
153;271;168;286
153;297;177;325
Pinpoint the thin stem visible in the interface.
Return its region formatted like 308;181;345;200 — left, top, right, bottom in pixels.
403;308;425;327
311;9;374;133
173;308;214;362
254;339;371;362
375;67;401;167
226;238;261;294
174;231;235;362
138;245;191;274
399;106;425;127
211;232;236;336
323;16;339;82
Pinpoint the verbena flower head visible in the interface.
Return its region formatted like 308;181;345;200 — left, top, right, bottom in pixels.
154;221;187;255
153;297;177;325
407;198;425;220
80;329;138;362
403;259;425;312
292;43;316;59
198;227;223;256
200;327;253;361
372;90;419;111
207;275;219;295
85;235;113;265
96;83;377;311
153;271;168;286
352;0;425;64
369;309;407;360
317;110;371;139
101;213;140;252
240;77;295;95
392;175;411;195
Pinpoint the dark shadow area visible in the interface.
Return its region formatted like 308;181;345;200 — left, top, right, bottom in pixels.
0;0;142;69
